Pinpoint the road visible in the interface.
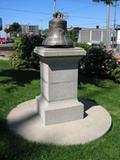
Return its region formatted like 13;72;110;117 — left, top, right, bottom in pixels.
0;44;13;60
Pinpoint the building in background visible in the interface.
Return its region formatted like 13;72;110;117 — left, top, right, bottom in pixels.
78;27;108;45
21;25;39;35
116;25;120;52
116;25;120;44
5;24;39;37
0;18;2;31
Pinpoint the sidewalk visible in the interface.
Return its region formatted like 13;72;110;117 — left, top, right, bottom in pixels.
0;55;9;60
114;52;120;64
0;50;12;60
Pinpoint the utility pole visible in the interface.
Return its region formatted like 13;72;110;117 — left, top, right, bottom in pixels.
53;0;56;13
92;0;113;49
114;0;117;31
40;19;43;30
106;2;111;49
112;0;117;47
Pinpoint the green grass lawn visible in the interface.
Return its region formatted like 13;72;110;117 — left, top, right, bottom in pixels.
0;60;120;160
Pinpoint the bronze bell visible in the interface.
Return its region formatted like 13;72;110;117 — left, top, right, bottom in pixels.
42;12;73;48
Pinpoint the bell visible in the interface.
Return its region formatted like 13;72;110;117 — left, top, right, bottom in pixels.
42;12;73;48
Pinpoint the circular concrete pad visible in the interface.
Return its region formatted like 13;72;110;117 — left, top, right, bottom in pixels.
7;99;112;145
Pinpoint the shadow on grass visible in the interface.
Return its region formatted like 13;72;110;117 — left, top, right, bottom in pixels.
78;98;98;118
0;119;55;160
0;99;98;160
0;69;40;86
79;98;98;111
78;73;114;89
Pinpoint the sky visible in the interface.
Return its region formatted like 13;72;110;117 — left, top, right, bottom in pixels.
0;0;120;30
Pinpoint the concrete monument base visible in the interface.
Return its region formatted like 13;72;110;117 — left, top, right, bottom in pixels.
36;96;84;125
7;99;112;145
34;47;86;125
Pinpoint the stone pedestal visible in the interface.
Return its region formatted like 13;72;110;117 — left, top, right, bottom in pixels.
34;47;86;125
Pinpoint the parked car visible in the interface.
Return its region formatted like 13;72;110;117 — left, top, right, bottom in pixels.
7;38;14;43
0;38;9;44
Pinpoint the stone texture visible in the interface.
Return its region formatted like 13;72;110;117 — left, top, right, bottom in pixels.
41;81;78;102
34;47;86;125
34;47;86;57
36;96;84;125
7;99;112;145
40;62;78;83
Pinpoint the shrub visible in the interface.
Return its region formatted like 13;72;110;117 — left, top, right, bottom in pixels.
111;66;120;83
4;22;21;37
79;48;118;78
75;42;90;51
10;34;43;69
69;30;78;42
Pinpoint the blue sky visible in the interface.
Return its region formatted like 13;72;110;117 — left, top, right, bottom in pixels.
0;0;120;29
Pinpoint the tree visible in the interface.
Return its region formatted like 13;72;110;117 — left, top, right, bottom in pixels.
5;22;21;37
69;29;78;42
4;28;10;34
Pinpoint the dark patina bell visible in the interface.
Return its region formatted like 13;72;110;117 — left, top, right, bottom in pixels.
42;12;73;48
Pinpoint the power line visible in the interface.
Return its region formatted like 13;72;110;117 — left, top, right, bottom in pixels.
1;7;120;26
68;15;117;22
0;7;50;15
66;4;97;13
0;7;109;21
69;15;106;21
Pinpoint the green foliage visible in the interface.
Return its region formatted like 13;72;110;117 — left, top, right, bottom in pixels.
10;22;21;32
4;28;10;34
69;30;78;42
92;0;115;5
10;34;43;69
111;66;120;83
12;37;21;50
5;22;21;37
75;42;90;51
41;29;49;40
80;48;117;77
41;29;48;35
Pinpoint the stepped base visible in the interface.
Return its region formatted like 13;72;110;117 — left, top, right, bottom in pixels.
7;99;112;145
